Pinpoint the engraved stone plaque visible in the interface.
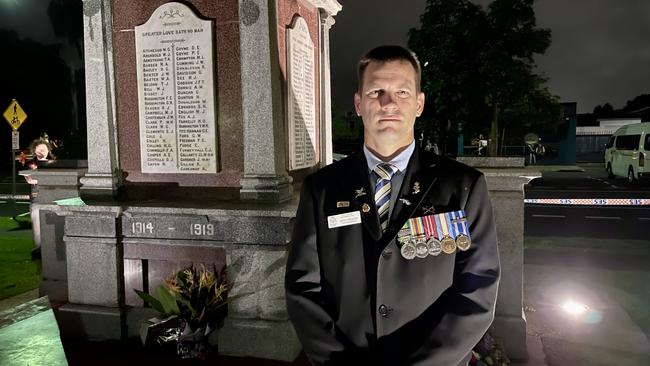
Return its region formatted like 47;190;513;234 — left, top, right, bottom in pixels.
135;2;217;174
287;17;318;170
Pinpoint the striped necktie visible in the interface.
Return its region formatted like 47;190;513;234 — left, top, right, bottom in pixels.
373;163;398;232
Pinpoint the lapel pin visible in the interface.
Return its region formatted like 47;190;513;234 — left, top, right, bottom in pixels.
399;198;412;206
337;201;350;208
412;182;421;195
355;187;366;198
422;205;435;215
361;203;371;213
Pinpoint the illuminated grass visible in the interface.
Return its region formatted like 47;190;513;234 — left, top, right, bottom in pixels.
0;216;40;300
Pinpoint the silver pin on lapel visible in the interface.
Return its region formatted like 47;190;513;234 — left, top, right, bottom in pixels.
355;187;366;198
422;205;435;214
399;198;412;206
412;182;421;195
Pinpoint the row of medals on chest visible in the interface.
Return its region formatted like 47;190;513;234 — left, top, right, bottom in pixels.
397;229;471;260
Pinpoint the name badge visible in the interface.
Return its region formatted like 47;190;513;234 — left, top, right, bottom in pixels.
328;211;361;229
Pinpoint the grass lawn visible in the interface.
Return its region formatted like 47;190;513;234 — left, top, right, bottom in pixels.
0;216;40;300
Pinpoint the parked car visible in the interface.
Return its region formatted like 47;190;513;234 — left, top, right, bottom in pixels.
604;122;650;183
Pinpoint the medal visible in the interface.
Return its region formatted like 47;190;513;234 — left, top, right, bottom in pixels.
456;234;471;251
453;210;472;251
400;242;416;260
423;214;440;256
427;237;442;256
397;227;410;243
441;237;456;254
408;217;427;258
337;201;350;208
362;203;370;213
438;212;456;254
414;236;429;258
399;216;426;259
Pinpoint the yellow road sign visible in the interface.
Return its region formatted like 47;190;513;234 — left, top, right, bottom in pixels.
3;99;28;131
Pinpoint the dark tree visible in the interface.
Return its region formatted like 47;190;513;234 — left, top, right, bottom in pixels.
408;0;560;155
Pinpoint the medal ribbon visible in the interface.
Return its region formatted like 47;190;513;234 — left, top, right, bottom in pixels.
434;214;444;240
445;212;457;239
408;217;425;238
438;212;450;238
456;210;470;238
450;211;463;238
423;215;438;240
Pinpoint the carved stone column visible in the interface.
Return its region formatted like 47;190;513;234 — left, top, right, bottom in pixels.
238;0;293;202
79;0;121;199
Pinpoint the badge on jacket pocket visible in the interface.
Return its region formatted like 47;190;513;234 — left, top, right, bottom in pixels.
328;211;361;229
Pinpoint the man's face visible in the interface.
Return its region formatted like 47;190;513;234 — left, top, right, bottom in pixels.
34;143;49;161
354;60;424;151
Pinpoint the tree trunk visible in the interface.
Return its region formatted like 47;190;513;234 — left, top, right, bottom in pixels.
499;126;505;155
489;103;499;156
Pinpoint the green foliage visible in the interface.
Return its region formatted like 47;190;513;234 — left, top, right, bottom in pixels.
409;0;560;155
332;112;363;154
135;264;247;332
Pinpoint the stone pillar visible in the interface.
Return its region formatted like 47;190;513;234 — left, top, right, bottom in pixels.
318;10;336;167
238;0;293;202
19;168;85;303
79;0;121;199
58;207;124;340
456;157;540;362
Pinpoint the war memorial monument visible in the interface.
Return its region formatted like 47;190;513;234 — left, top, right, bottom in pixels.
27;0;537;361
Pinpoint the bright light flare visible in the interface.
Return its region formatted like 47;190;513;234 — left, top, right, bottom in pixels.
560;300;589;316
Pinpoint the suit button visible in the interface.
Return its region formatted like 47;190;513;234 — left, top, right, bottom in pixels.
382;249;392;258
378;304;389;317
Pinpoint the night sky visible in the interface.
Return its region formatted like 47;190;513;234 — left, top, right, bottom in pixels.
2;0;649;118
330;0;650;114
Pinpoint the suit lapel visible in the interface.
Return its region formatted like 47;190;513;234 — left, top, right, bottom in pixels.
348;152;382;241
384;148;439;241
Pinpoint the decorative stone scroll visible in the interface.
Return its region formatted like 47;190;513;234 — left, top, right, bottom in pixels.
135;2;217;174
287;17;318;170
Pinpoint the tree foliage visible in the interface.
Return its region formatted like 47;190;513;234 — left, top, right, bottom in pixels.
408;0;561;155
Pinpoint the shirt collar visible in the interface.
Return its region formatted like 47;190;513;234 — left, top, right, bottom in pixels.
363;140;415;174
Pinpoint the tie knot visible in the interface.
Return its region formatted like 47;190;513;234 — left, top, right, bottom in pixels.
374;163;398;181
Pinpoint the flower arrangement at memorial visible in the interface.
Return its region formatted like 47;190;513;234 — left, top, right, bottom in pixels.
471;332;510;366
135;264;237;359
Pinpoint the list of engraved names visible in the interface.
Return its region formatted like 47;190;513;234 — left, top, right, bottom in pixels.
136;4;217;174
287;17;317;170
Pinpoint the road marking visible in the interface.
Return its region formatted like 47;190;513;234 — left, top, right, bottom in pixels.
638;217;650;221
532;214;566;218
585;216;621;220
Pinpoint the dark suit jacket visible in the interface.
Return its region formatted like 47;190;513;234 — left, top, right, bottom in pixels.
285;147;500;365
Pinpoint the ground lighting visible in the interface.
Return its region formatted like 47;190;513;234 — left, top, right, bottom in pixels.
560;299;589;316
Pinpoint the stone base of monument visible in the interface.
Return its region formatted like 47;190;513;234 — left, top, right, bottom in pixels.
57;304;123;340
489;314;528;361
36;199;303;362
218;318;301;361
457;156;540;362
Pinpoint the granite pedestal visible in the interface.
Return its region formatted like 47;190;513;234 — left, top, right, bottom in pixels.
459;156;540;362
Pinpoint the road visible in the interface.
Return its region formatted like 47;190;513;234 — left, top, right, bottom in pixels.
525;163;650;239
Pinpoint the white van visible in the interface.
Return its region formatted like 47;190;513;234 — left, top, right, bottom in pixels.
604;122;649;183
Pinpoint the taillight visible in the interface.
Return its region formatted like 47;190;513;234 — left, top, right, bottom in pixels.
640;152;645;167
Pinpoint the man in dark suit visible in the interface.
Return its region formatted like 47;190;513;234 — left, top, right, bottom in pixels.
285;45;500;365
